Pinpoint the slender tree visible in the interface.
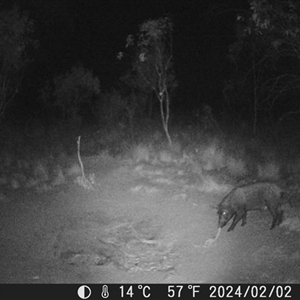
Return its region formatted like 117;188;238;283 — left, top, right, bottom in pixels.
0;5;37;121
225;0;300;133
119;16;177;144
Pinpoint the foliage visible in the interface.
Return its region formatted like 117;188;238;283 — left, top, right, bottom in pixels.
100;89;147;138
0;5;37;120
101;89;126;124
118;16;176;144
225;0;300;132
120;17;177;95
53;65;100;121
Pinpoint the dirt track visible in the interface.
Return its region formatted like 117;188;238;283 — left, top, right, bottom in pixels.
0;156;299;283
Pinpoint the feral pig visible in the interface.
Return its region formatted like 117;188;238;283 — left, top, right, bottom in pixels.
218;182;284;231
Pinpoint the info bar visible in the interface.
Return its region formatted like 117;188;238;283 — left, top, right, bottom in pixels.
0;284;297;300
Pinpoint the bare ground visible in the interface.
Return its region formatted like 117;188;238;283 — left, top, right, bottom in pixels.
0;156;300;283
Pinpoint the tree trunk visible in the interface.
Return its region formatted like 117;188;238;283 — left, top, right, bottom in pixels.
159;91;172;145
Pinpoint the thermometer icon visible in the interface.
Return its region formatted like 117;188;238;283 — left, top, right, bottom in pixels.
101;285;109;298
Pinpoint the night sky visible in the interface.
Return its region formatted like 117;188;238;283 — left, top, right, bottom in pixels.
4;0;247;117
